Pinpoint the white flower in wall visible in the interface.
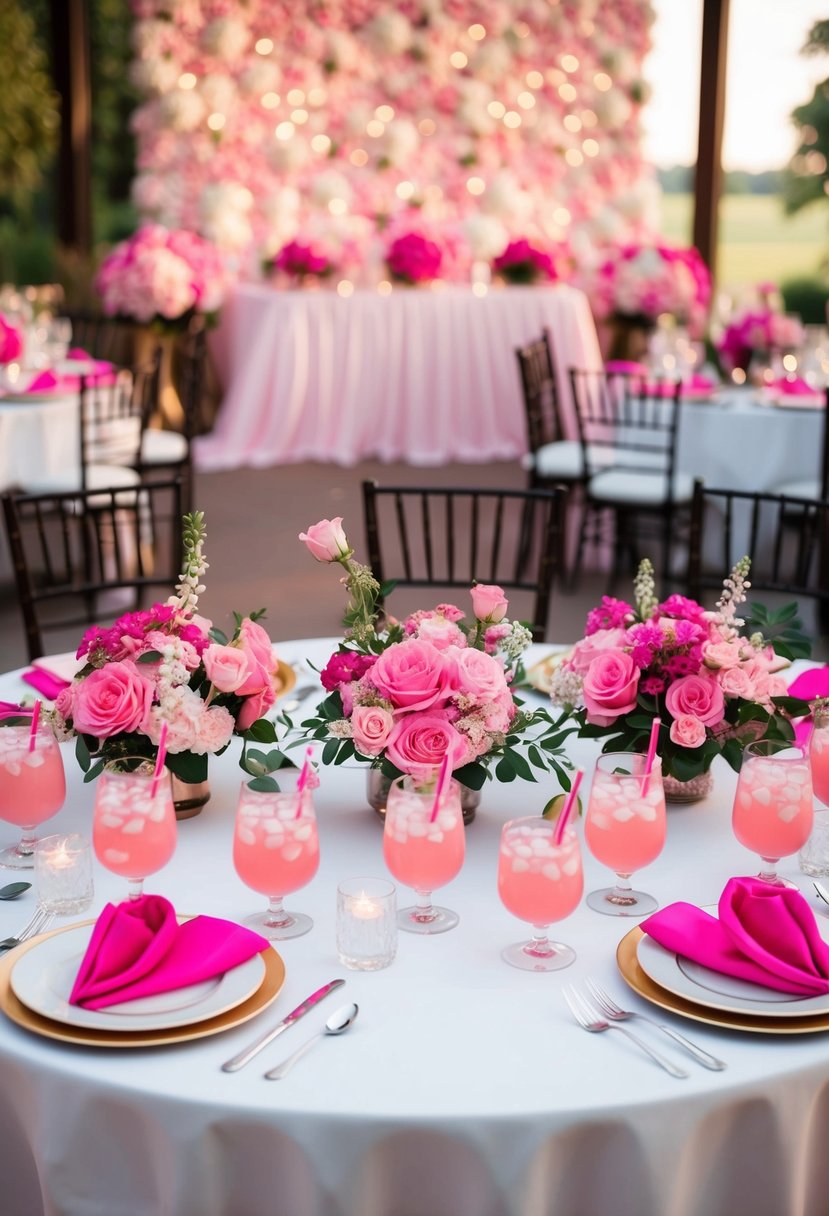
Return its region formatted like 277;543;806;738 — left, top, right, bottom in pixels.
462;214;508;261
269;136;311;173
199;182;254;252
324;29;360;72
594;87;633;131
310;170;353;208
239;59;280;97
261;188;301;255
364;11;412;57
378;119;419;167
617;178;661;228
457;80;496;136
159;89;207;133
199;73;237;117
132;19;177;59
601;48;637;85
586;207;625;243
481;172;531;221
472;40;512;84
201;17;249;63
130;56;180;95
344;105;373;139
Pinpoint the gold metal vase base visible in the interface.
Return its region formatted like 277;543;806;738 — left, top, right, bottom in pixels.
365;769;480;825
171;776;210;820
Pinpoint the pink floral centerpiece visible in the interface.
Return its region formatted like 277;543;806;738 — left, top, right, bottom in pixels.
296;518;572;797
95;224;228;332
548;558;809;786
53;513;286;789
492;239;560;286
272;239;333;280
587;242;712;338
717;291;805;375
0;315;23;364
385;232;443;286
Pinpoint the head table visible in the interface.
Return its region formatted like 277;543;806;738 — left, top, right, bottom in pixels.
2;638;829;1216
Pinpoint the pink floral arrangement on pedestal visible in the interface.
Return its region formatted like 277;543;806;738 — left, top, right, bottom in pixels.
297;518;572;792
95;224;228;331
492;239;560;286
385;232;443;286
0;316;23;364
717;294;805;374
548;558;809;783
586;242;712;337
52;513;286;786
272;239;333;280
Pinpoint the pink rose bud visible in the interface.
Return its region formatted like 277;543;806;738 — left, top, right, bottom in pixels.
298;518;351;563
470;583;508;624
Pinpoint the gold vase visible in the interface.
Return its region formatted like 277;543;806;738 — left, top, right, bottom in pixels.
171;775;210;820
133;327;183;430
365;769;480;825
663;770;713;805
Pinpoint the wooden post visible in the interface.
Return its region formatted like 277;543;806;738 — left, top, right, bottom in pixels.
50;0;92;253
692;0;730;279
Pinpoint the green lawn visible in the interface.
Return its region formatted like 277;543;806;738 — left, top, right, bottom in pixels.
659;193;827;290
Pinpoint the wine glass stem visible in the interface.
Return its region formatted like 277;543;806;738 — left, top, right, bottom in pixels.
265;896;292;928
527;927;554;957
127;878;144;901
759;856;779;883
609;873;637;906
413;891;436;923
16;827;37;858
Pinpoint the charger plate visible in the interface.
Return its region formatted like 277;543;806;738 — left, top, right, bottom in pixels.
0;921;285;1048
275;660;297;700
616;926;829;1035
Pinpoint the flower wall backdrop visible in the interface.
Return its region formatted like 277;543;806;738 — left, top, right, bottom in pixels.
128;0;658;281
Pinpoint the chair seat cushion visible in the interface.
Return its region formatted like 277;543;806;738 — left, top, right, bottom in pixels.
141;429;188;465
532;440;583;479
774;479;820;501
22;464;142;495
588;467;694;506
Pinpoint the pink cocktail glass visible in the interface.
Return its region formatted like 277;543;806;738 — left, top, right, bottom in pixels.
383;774;465;934
809;710;829;807
584;752;666;917
497;817;583;971
733;741;813;885
0;724;66;869
233;777;320;939
93;759;176;899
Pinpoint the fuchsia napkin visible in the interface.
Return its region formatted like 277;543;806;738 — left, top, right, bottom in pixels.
642;876;829;996
69;894;270;1010
22;669;69;701
605;359;650;375
24;351;116;395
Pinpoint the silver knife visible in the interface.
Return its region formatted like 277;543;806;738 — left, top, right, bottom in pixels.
221;978;346;1072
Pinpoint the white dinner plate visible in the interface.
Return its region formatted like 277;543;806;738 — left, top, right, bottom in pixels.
10;922;266;1032
636;909;829;1019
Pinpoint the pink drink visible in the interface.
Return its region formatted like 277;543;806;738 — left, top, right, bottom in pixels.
585;763;666;874
383;783;464;894
498;822;583;925
93;769;176;879
811;722;829;806
233;786;319;897
0;726;65;827
733;751;813;858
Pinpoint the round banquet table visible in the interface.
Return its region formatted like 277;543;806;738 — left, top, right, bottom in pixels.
194;282;602;470
0;393;79;494
2;640;829;1216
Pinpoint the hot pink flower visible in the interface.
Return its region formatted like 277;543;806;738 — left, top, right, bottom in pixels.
298;517;351;562
371;639;450;714
385;712;468;777
582;650;640;726
0;316;23;364
351;704;394;756
665;674;724;727
71;661;153;738
669;714;707;749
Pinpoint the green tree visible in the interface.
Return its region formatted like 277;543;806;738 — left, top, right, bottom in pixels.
784;19;829;216
0;0;59;201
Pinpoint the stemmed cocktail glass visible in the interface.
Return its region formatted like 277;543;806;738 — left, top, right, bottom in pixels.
92;758;177;899
0;723;66;869
383;774;465;934
497;816;583;971
732;740;813;885
584;752;666;916
233;774;320;939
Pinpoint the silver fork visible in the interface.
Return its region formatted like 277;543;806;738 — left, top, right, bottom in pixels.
585;978;726;1071
563;986;689;1079
0;907;55;952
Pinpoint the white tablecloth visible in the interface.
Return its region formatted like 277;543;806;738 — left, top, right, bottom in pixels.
0;395;78;494
194;283;602;470
2;640;829;1216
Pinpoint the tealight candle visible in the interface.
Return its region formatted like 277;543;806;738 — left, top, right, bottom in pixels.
34;834;94;916
336;877;396;971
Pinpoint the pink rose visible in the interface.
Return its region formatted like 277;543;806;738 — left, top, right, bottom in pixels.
415;616;467;650
298;517;351;562
702;639;743;670
71;661;153;738
351;705;394;756
448;646;510;703
665;674;724;727
203;643;250;693
236;618;277;696
669;714;707;749
470;583;508;623
371;639;450;713
54;686;74;723
582;650;640;726
385;712;469;777
568;628;628;676
716;665;752;698
236;684;276;731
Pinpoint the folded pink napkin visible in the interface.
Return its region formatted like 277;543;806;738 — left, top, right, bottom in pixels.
25;370;60;393
0;700;31;721
642;876;829;996
606;360;650;375
22;669;69;701
776;376;819;397
69;894;270;1010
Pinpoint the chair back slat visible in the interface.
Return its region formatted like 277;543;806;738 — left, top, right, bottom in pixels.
515;330;566;455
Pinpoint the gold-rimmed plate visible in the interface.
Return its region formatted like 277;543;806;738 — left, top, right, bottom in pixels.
617;926;829;1035
0;921;285;1048
275;660;297;700
525;648;572;695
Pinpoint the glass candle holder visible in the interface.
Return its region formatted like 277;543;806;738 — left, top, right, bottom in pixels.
34;834;94;915
336;877;397;971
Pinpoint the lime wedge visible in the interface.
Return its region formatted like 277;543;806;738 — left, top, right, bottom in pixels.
542;793;583;821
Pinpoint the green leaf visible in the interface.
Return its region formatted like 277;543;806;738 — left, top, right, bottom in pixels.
247;775;280;793
165;751;208;783
322;738;340;766
136;650;162;664
82;758;106;783
721;737;744;772
453;761;487;791
504;748;536;782
495;756;517;782
772;695;812;716
75;734;91;773
527;744;548;770
334;740;355;765
208;626;229;645
244;719;278;744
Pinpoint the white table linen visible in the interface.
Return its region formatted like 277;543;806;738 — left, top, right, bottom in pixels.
1;640;829;1216
0;395;79;494
195;283;602;470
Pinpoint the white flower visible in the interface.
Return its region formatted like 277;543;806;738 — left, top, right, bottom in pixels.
364;11;412;56
198;73;237;117
159;89;206;133
130;57;180;96
310;171;352;208
463;215;508;261
201;17;249;62
378;119;419;167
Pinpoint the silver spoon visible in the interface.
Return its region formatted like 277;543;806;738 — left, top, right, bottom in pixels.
0;882;31;901
814;881;829;909
263;1002;359;1080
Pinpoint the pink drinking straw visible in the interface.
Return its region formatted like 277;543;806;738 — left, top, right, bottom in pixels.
644;717;661;788
295;746;314;816
553;768;584;846
429;752;451;824
150;720;168;798
27;700;42;753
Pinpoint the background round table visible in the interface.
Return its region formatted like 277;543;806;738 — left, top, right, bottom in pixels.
1;639;828;1216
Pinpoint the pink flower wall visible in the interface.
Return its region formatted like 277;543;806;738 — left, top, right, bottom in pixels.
129;0;658;280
